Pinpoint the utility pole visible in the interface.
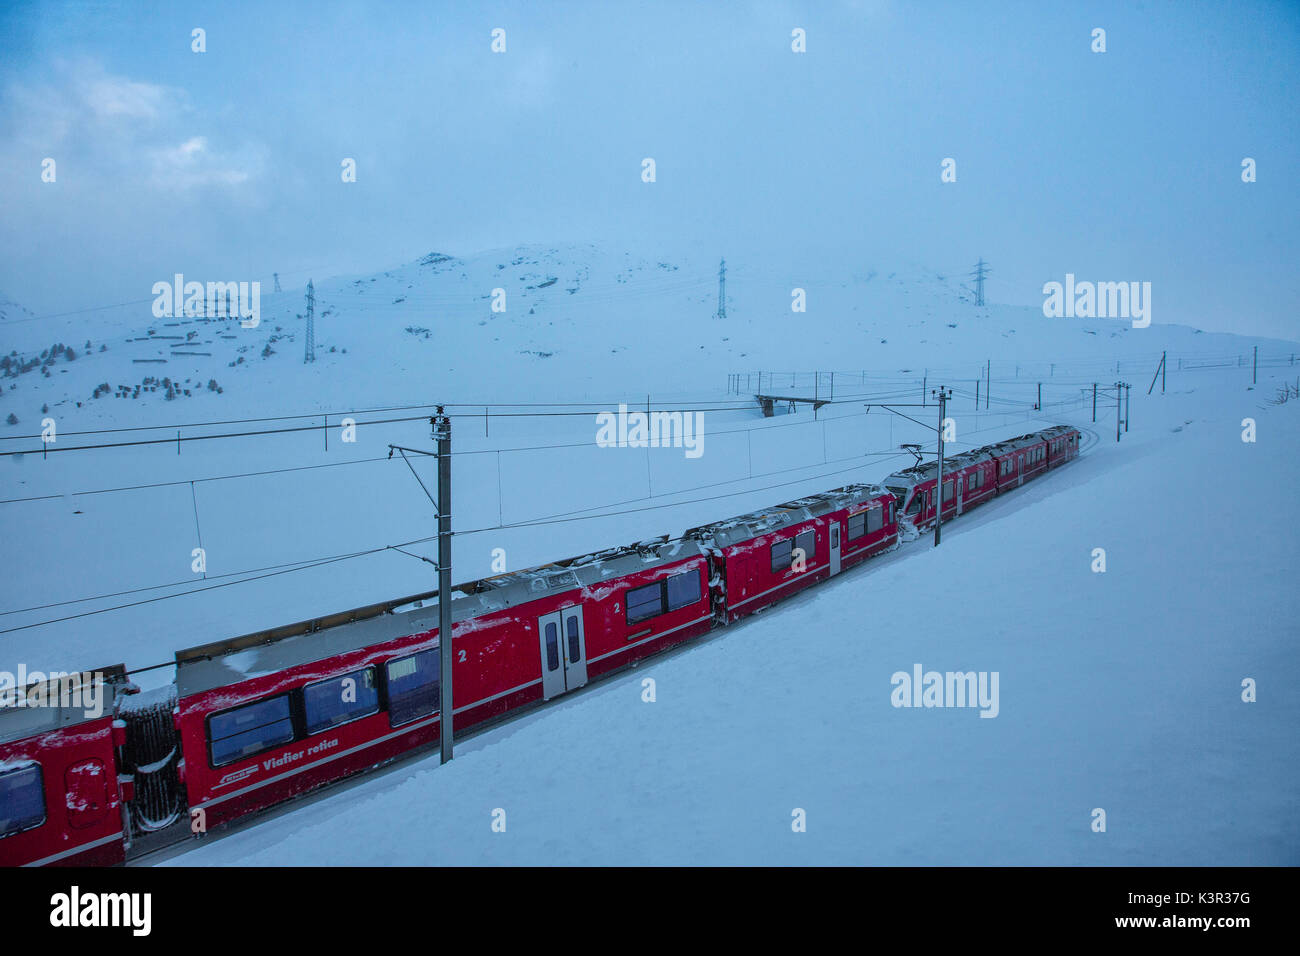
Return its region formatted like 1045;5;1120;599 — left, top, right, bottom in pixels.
304;279;316;364
1124;383;1130;433
273;272;282;293
715;258;726;320
970;258;990;307
433;409;454;764
1092;383;1097;422
1036;382;1041;411
932;386;952;547
975;379;980;409
1114;382;1123;442
985;359;990;409
1148;352;1166;396
1253;346;1258;385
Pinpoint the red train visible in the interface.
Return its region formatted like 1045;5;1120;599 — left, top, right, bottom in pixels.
1;425;1080;866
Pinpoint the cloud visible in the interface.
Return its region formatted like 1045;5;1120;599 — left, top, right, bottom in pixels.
1;59;262;194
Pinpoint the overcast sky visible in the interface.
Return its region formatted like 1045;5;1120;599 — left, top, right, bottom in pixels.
1;0;1297;338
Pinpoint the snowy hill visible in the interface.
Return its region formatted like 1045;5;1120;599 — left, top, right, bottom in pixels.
3;241;1295;431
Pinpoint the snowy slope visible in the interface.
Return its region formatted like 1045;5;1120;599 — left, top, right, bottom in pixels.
162;369;1300;865
2;241;1296;865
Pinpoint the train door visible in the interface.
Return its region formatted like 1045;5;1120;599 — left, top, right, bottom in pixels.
829;522;841;576
956;475;964;516
537;606;589;701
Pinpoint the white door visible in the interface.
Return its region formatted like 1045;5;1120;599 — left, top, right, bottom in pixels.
537;605;588;701
829;523;841;575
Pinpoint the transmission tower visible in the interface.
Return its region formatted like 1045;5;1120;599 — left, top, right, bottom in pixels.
273;272;282;293
304;279;316;363
715;258;726;320
970;258;990;307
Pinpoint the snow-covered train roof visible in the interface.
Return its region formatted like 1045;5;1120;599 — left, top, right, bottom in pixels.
882;448;995;490
684;483;890;548
0;664;129;745
174;536;705;697
882;426;1076;491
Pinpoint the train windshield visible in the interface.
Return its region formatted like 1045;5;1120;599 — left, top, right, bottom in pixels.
885;486;911;513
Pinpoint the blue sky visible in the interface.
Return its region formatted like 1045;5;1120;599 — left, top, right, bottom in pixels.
0;0;1297;338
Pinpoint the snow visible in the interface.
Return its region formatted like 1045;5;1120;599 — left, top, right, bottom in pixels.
1;241;1297;864
163;364;1298;865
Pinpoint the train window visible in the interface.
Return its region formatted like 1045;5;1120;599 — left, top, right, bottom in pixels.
626;581;665;624
666;569;702;612
0;763;45;838
303;667;380;735
847;511;866;540
794;529;815;566
387;649;440;727
770;538;794;572
208;695;296;767
566;616;581;662
544;623;560;670
942;480;954;503
906;493;922;515
866;506;884;534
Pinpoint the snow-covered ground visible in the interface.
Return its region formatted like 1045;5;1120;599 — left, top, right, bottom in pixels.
2;242;1297;864
162;366;1299;865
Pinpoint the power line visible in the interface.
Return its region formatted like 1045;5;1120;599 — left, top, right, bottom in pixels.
1;401;1086;629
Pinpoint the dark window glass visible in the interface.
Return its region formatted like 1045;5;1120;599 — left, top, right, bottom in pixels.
665;569;702;611
942;480;954;503
626;582;664;624
771;538;793;572
565;616;581;663
303;668;379;735
0;764;45;837
794;530;815;566
866;506;884;534
906;493;922;515
386;649;440;727
545;622;559;670
847;511;866;540
209;695;296;766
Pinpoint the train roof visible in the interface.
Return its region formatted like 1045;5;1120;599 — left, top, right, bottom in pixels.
882;448;995;489
882;426;1077;490
0;665;129;746
174;535;705;697
684;483;890;548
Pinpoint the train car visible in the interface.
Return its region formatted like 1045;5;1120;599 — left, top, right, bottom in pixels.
1044;425;1081;468
174;537;712;828
883;449;995;531
0;667;130;867
688;484;897;624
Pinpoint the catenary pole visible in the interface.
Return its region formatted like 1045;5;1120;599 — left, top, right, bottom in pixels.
434;408;454;764
932;386;952;547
